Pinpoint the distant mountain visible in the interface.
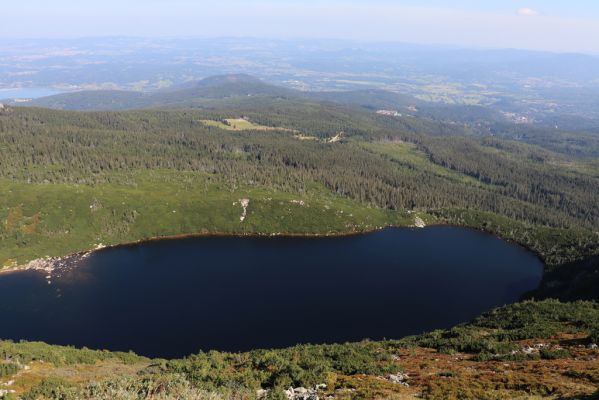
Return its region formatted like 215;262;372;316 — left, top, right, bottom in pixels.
4;38;599;132
27;74;296;111
159;74;298;98
24;74;508;129
26;74;422;112
185;73;262;88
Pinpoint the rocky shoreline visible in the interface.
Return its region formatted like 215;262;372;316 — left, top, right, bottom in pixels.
0;251;94;278
0;227;395;277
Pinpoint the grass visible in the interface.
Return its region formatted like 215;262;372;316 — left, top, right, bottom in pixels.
200;118;293;132
0;170;414;267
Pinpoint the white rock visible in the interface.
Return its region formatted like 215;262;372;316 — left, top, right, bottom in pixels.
389;372;410;386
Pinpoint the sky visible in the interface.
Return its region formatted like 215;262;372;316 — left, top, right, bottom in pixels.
3;0;599;54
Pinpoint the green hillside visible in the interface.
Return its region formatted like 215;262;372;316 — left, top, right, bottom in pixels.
1;104;598;269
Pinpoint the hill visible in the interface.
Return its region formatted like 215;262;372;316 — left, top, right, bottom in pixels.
28;74;599;160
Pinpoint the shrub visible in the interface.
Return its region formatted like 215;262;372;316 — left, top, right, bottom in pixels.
21;378;78;400
540;348;571;360
0;362;19;378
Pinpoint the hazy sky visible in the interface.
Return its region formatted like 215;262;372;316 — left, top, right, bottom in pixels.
3;0;599;54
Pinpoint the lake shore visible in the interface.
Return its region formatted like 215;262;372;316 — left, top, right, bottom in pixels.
0;225;396;275
0;219;552;278
0;225;544;358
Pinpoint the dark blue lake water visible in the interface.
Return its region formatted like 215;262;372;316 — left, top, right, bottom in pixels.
0;227;543;358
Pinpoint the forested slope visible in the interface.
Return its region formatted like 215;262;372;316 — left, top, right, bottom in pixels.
0;104;598;268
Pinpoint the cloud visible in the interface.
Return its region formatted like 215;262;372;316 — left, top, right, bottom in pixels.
517;8;540;17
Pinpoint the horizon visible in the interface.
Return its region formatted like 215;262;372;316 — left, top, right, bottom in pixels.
2;35;598;58
3;1;599;55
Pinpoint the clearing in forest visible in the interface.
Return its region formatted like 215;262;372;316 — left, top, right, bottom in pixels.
200;118;293;132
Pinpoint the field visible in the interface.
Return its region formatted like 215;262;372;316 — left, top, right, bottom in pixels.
200;118;294;132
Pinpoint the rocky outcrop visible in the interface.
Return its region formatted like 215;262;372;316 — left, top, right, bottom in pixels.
239;198;250;222
285;386;320;400
257;384;326;400
413;216;426;228
0;252;90;277
388;372;409;386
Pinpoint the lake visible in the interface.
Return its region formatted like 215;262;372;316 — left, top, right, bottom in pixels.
0;227;543;359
